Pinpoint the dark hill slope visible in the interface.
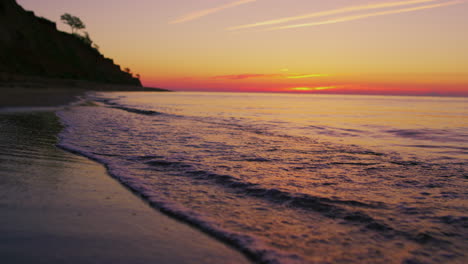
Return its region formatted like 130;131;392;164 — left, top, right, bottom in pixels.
0;0;141;86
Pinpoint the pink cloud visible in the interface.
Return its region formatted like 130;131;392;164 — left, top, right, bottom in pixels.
213;73;283;80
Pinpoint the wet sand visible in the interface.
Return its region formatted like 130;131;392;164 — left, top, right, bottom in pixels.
0;79;167;108
0;87;85;107
0;111;250;263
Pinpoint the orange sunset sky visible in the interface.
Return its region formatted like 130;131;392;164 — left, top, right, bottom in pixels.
18;0;468;96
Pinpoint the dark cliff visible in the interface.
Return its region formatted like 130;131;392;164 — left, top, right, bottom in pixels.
0;0;141;86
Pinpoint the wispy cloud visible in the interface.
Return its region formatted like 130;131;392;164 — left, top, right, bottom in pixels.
227;0;447;30
290;86;336;91
274;1;463;30
213;73;327;80
287;74;329;79
213;73;282;80
170;0;257;24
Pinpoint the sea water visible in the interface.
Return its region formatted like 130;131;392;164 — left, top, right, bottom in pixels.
57;92;468;264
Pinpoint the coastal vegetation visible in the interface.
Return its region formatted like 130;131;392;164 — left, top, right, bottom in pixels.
60;13;100;52
60;13;85;33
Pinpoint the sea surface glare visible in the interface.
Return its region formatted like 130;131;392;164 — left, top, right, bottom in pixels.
58;92;468;264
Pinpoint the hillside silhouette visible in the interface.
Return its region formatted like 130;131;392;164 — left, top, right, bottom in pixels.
0;0;143;87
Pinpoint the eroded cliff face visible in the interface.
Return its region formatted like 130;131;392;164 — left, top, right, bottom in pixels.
0;0;141;86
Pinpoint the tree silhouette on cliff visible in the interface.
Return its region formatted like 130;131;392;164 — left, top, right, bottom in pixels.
60;13;85;34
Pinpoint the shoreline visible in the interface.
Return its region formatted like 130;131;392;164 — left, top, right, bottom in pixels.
0;93;250;263
0;78;169;108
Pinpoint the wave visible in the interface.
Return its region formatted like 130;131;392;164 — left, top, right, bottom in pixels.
91;148;446;245
56;142;305;264
385;128;468;143
111;106;163;116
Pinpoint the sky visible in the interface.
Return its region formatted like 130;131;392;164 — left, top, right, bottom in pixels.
17;0;468;96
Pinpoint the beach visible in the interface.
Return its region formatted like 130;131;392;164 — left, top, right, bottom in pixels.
0;94;250;263
2;0;467;262
1;89;466;264
0;76;167;108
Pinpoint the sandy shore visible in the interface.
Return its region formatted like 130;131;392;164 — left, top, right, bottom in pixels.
0;72;172;108
0;109;250;263
0;78;168;108
0;87;85;107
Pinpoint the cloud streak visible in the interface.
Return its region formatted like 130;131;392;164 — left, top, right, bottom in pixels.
213;73;282;80
227;0;447;30
287;74;328;79
290;86;336;91
273;1;463;30
171;0;257;24
213;73;328;80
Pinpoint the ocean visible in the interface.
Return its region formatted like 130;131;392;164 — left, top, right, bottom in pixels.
57;92;468;264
